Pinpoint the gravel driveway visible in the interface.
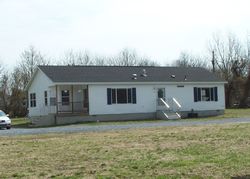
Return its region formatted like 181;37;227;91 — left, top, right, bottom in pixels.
0;118;250;136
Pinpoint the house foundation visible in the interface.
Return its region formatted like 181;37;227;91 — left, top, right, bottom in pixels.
30;113;156;127
29;110;224;127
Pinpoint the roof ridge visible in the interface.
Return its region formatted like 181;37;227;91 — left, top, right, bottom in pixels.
38;65;201;68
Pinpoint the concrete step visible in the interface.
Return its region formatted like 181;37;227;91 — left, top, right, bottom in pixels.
166;112;181;119
156;110;181;120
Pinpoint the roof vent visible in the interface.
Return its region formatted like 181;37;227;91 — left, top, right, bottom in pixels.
132;74;137;80
184;75;187;81
141;69;147;77
171;75;176;78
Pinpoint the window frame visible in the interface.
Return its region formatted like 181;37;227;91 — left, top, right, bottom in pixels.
44;91;48;106
117;88;128;104
30;93;36;107
201;88;210;101
194;87;218;102
50;97;56;106
61;90;70;106
107;88;136;105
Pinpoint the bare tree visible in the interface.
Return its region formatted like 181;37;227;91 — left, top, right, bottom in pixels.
0;63;10;112
77;51;93;65
109;48;158;66
109;48;138;66
173;52;208;68
93;56;110;66
62;50;76;65
138;57;159;66
239;37;250;107
61;48;158;67
208;33;250;107
208;33;248;80
5;46;49;116
0;74;10;110
0;62;2;75
17;46;49;89
7;67;28;117
62;50;93;66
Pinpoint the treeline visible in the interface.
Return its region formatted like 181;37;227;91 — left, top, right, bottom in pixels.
0;47;159;117
173;33;250;108
1;32;250;117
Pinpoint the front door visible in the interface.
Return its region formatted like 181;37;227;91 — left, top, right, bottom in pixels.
83;88;89;112
157;88;165;100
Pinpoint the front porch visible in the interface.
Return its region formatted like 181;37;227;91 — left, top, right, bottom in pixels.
49;85;89;115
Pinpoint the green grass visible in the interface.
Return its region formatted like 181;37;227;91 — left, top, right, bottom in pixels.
220;108;250;118
0;123;250;178
11;117;31;128
185;108;250;122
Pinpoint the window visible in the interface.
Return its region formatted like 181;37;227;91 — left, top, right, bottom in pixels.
50;97;56;106
201;88;210;101
107;88;136;104
44;91;48;106
112;89;117;104
62;90;70;105
194;87;218;102
30;93;36;107
157;88;165;99
117;89;127;103
128;88;132;103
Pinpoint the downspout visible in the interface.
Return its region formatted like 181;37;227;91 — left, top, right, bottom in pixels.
71;85;74;113
55;85;58;125
87;85;89;114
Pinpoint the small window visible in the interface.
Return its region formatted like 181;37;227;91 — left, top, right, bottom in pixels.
157;88;165;99
44;91;48;106
30;93;36;107
62;90;70;105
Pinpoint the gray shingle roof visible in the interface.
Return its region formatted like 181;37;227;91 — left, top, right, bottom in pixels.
38;65;225;83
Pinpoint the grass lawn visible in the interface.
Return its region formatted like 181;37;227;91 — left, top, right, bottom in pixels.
11;117;31;128
204;108;250;119
0;123;250;178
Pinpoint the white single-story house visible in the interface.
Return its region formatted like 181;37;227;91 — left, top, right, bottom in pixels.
26;65;226;126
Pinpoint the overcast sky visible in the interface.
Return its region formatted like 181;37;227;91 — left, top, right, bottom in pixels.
0;0;250;68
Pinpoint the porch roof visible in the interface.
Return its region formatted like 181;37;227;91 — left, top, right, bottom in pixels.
38;65;225;83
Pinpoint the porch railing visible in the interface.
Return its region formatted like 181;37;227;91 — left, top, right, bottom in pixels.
156;97;182;112
157;98;170;110
56;101;88;114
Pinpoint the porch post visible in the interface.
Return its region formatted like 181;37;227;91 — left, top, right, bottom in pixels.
56;85;58;115
71;85;74;113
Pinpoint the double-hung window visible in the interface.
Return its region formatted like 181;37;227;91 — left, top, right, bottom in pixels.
62;90;70;105
30;93;36;107
44;91;48;106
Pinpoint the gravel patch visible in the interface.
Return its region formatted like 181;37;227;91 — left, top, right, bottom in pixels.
0;117;250;136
